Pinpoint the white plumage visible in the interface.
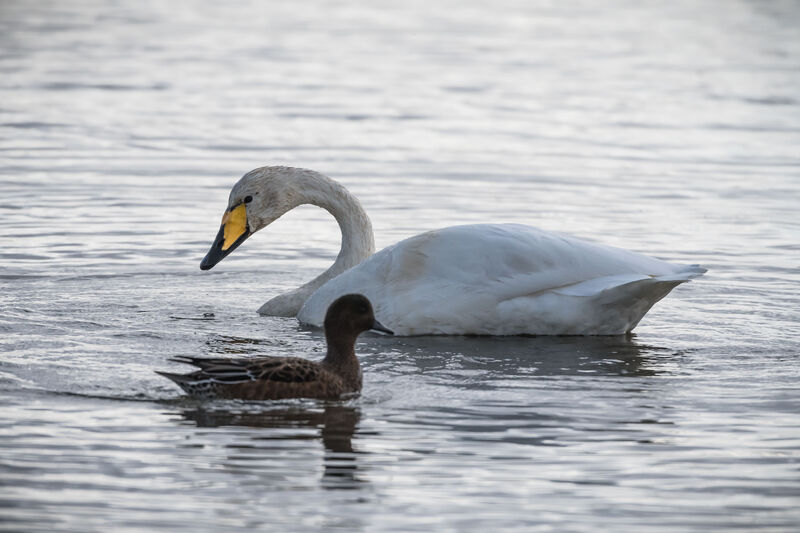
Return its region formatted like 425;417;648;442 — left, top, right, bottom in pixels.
298;223;705;335
201;166;705;336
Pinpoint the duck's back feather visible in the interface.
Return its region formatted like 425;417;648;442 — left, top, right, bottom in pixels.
297;224;705;335
156;356;348;400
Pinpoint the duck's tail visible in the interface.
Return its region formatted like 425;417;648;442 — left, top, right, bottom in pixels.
157;356;260;398
155;370;194;386
155;357;209;388
156;369;224;398
156;358;218;397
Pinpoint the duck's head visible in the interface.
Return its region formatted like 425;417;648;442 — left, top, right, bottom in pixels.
324;294;393;339
200;166;306;270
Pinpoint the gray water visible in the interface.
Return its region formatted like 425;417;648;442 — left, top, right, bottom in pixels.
1;0;799;531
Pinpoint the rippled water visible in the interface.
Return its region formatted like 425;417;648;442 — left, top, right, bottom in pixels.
2;0;799;531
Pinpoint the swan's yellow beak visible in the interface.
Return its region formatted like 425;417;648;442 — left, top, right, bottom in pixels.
220;204;248;250
200;203;251;270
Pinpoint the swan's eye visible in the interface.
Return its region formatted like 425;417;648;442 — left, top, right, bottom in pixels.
244;195;253;204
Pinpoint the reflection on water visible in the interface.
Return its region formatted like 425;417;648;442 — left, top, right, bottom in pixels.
384;334;665;378
204;333;299;356
176;404;364;490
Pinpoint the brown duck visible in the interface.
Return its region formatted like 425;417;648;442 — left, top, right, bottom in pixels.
157;294;392;400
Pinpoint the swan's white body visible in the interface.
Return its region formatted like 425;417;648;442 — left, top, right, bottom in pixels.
298;224;705;335
202;167;705;336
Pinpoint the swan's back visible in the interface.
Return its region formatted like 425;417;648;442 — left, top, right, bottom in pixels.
297;224;704;335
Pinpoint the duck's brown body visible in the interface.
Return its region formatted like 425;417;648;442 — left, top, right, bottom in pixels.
158;354;362;400
157;294;388;401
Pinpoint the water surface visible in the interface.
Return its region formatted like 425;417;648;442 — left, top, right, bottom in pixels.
1;1;799;531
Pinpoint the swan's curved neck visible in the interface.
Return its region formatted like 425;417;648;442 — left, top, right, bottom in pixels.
258;171;375;317
298;172;375;290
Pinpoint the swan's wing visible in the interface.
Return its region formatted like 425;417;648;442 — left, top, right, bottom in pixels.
298;223;704;334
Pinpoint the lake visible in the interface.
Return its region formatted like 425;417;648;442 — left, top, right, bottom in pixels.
1;0;799;531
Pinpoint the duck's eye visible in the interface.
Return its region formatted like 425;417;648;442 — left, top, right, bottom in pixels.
359;305;369;314
244;195;253;204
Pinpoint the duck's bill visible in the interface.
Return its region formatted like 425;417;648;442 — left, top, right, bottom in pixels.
370;319;394;335
200;204;250;270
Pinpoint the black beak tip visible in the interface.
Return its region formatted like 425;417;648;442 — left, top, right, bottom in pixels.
199;223;251;272
371;319;394;335
199;242;223;270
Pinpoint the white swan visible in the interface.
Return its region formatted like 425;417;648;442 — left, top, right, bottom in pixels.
200;166;705;336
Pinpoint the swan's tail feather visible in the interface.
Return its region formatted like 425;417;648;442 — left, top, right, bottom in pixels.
647;264;706;285
553;264;706;298
674;264;707;279
554;274;651;297
541;265;706;334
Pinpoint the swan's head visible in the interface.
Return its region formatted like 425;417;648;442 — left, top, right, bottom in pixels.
200;166;304;270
